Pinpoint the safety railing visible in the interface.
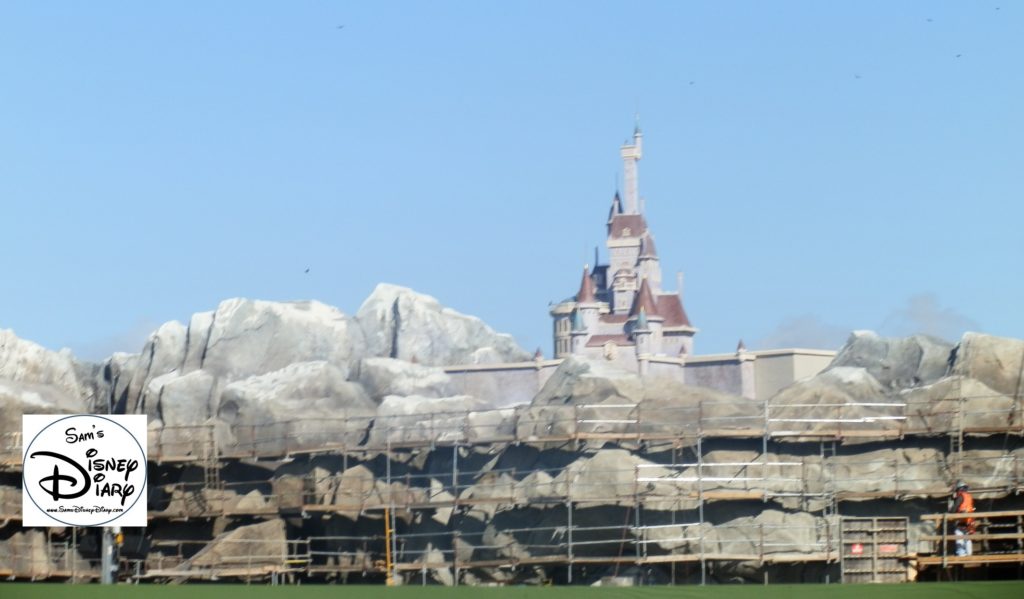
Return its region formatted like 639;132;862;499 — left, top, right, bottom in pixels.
2;393;1020;464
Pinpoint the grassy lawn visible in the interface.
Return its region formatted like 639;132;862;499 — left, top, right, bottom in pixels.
2;582;1024;599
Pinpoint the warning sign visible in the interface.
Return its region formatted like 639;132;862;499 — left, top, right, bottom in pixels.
850;543;864;555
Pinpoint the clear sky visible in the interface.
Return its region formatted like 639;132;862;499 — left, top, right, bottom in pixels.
1;2;1021;361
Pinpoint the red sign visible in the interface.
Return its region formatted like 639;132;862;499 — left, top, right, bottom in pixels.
851;543;864;555
879;544;899;554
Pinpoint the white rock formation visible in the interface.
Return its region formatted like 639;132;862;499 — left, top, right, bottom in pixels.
356;284;530;366
829;331;953;390
0;330;89;433
357;357;454;400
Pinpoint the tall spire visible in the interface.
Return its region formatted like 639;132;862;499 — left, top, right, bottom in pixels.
620;126;643;214
576;265;596;303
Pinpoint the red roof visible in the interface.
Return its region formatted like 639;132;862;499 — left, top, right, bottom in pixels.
608;214;647;239
599;313;630;324
629;278;659;317
576;266;596;303
656;293;692;327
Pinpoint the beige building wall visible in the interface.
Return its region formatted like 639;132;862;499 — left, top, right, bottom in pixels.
753;349;837;400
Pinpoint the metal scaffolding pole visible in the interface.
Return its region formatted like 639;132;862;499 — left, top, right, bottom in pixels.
698;434;706;586
567;499;573;584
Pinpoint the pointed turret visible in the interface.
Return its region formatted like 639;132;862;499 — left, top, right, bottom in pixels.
736;339;747;353
576;265;596;303
628;278;659;318
607;192;623;223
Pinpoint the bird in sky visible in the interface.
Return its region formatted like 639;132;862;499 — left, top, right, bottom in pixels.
305;268;310;274
956;54;963;58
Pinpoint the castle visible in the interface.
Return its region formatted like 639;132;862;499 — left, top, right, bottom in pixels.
539;127;836;394
549;127;695;369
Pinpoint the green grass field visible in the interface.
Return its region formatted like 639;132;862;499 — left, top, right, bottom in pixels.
2;582;1024;599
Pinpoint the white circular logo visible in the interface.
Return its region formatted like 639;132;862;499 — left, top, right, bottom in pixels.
23;415;147;527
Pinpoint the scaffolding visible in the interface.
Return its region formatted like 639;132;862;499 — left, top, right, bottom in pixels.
1;390;1022;583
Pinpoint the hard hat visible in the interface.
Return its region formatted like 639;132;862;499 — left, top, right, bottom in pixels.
955;481;968;490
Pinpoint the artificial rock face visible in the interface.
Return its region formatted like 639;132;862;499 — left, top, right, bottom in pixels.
356;284;531;367
829;331;953;390
0;330;89;434
101;289;530;455
6;296;1024;585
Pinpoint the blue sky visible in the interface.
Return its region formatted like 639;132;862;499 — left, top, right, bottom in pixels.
1;2;1021;361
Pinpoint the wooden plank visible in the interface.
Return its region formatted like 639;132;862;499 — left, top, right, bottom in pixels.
921;509;1024;521
917;553;1024;566
921;533;1024;542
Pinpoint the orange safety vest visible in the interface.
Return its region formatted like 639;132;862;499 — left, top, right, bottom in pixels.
956;491;976;530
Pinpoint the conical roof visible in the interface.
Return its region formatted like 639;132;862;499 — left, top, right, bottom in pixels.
628;278;659;318
607;192;623;222
576;265;596;303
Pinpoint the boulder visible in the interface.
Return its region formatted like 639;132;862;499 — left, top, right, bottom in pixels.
0;331;89;435
125;320;187;414
182;310;215;373
549;449;668;507
106;351;140;414
950;332;1024;398
0;378;87;435
186;519;286;568
0;529;55;577
829;331;953;390
0;329;83;398
217;361;376;454
357;357;454;400
519;357;754;444
143;370;217;427
702;510;828;557
356;284;530;366
900;376;1016;432
829;447;947;498
200;299;366;382
370;394;488;446
768;367;903;438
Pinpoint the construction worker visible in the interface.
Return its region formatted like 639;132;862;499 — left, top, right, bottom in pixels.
951;481;975;556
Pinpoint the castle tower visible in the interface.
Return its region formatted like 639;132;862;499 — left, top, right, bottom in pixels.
576;265;601;330
633;308;653;375
627;278;664;352
620;127;643;214
570;309;588;355
637;232;662;293
550;127;697;366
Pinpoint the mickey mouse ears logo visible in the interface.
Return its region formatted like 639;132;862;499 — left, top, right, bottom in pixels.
22;414;148;527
